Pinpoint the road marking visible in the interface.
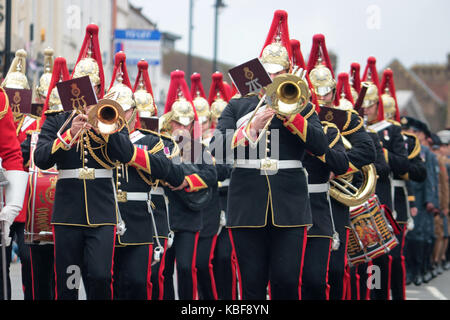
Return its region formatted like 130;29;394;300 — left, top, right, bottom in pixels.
426;286;447;300
406;289;420;294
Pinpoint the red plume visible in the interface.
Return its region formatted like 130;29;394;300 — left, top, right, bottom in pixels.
290;39;306;69
350;62;361;93
259;10;292;63
39;57;71;128
223;81;232;101
109;51;132;91
164;70;201;140
190;73;207;100
362;56;384;121
306;34;335;78
335;72;355;106
133;59;155;97
380;68;400;122
208;72;230;106
230;82;238;97
72;24;105;98
362;56;380;87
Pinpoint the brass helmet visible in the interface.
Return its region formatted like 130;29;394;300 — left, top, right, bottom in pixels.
47;87;63;111
309;61;336;98
72;52;101;87
107;51;135;112
134;59;157;117
190;73;210;124
2;49;29;89
362;82;380;108
211;95;227;121
36;48;54;98
134;80;156;117
171;93;196;126
108;71;135;112
260;10;292;74
161;70;197;133
337;93;354;111
208;72;229;121
192;94;210;124
72;24;104;94
381;88;396;120
350;86;359;104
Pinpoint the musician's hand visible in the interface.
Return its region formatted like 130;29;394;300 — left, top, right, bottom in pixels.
168;179;189;191
426;202;435;213
329;172;335;180
249;108;276;140
410;207;418;217
70;114;92;137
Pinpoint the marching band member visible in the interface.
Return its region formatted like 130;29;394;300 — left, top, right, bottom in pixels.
190;72;220;300
159;70;217;300
212;10;328;300
208;72;235;300
1;48;35;300
33;24;136;300
132;59;170;300
307;34;376;300
21;56;69;300
109;52;186;300
289;38;349;300
362;57;408;300
0;87;29;300
380;70;427;299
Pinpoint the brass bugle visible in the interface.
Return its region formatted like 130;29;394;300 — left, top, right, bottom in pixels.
88;98;126;135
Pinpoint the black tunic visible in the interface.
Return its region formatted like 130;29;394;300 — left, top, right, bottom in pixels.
304;122;349;238
211;95;328;228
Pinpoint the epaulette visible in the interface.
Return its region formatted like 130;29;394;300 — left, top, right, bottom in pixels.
386;119;401;127
341;111;363;136
321;121;341;149
137;128;161;138
303;103;316;120
402;131;421;160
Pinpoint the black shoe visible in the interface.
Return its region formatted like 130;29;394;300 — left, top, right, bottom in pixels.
414;275;423;286
443;261;450;270
436;263;444;275
431;265;439;278
423;271;432;283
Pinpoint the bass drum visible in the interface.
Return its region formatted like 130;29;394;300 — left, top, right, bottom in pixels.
347;195;398;266
25;132;57;244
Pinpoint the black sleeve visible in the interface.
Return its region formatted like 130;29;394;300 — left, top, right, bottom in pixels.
298;104;328;157
323;126;349;176
408;154;427;183
34;115;65;170
105;126;135;164
386;125;409;176
369;132;390;180
344;113;377;169
20;134;32;167
215;163;232;182
210;101;237;162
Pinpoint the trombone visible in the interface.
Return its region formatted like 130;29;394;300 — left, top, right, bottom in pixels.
57;97;126;149
243;67;311;143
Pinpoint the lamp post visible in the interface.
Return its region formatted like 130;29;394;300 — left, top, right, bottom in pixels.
187;0;194;85
213;0;226;74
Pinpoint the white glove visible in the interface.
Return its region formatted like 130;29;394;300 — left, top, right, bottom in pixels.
0;221;12;247
0;170;29;225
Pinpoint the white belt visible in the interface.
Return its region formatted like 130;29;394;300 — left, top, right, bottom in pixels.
58;168;113;180
234;159;303;170
308;183;329;194
150;187;165;196
122;192;149;202
392;179;406;188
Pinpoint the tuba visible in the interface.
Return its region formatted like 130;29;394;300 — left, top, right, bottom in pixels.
328;83;377;207
244;68;310;139
329;136;377;207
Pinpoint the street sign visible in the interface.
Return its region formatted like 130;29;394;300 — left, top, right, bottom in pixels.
113;29;161;66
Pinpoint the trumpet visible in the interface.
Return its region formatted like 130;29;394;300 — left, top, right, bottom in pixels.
243;68;311;142
56;98;126;149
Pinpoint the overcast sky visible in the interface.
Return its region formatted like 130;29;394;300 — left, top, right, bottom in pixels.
129;0;450;74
